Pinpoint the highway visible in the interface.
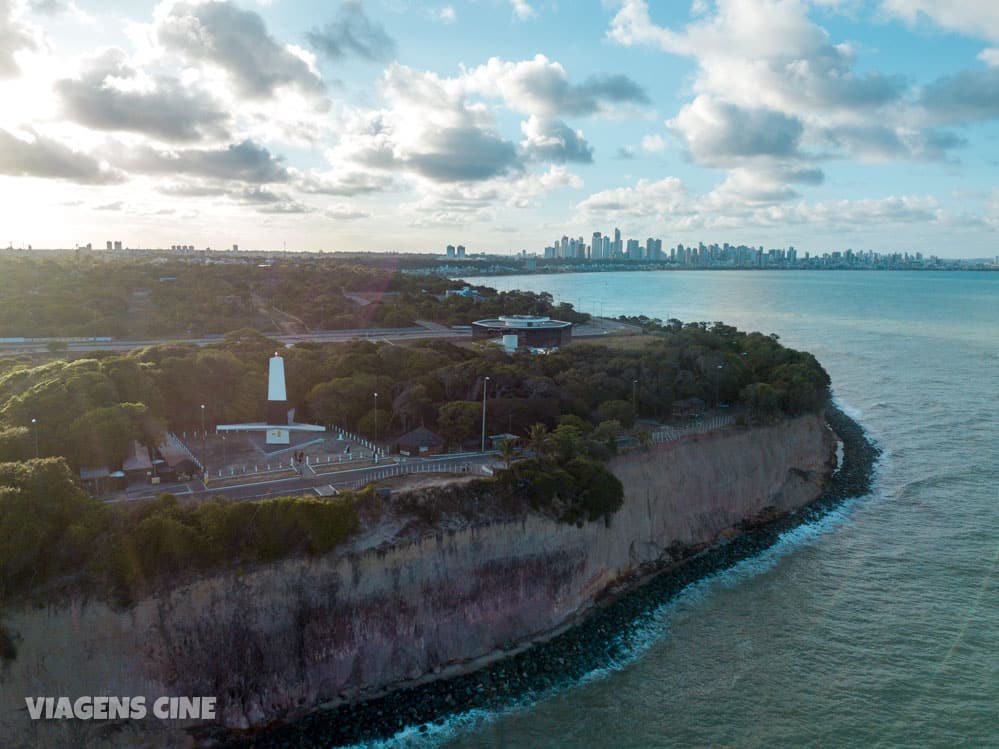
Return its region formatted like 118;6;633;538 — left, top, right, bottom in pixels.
0;326;469;356
0;319;620;357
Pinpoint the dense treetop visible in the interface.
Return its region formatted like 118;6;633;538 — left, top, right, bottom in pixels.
0;319;830;469
0;254;586;338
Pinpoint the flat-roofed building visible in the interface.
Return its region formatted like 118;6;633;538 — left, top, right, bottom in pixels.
471;315;572;349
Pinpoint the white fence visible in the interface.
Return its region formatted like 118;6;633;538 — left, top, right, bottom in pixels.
650;414;735;444
334;459;489;491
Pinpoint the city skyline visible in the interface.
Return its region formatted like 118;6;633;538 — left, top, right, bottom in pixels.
2;0;999;257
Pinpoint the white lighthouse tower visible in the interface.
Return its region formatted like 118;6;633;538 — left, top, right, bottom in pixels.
217;352;324;445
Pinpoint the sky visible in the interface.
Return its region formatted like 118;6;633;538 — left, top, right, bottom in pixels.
1;0;998;257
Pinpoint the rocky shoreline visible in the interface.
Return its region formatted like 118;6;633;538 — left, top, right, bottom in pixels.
203;404;878;748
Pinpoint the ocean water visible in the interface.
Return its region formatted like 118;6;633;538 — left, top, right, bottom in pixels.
414;270;996;749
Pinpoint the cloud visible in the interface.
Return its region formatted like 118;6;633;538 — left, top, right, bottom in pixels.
510;0;534;20
0;128;125;183
433;6;456;24
157;180;228;197
879;1;999;43
668;96;806;164
306;1;396;62
920;67;999;123
55;48;230;142
27;0;91;21
232;185;311;213
575;172;940;232
615;145;636;159
404;165;581;226
520;115;594;163
326;55;644;186
156;0;324;99
118;139;289;182
707;164;824;204
605;0;968;203
96;200;124;211
405;126;520;181
979;48;999;67
0;0;37;78
577;176;690;217
325;204;369;220
295;168;393;195
640;134;665;152
461;55;649;116
330;64;522;183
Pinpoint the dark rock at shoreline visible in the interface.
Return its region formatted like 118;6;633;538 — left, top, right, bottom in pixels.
204;404;879;749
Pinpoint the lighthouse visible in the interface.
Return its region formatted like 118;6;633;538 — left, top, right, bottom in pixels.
216;352;324;446
266;353;291;426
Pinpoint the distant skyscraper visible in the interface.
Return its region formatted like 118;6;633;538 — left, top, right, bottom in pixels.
613;227;622;257
456;245;466;258
602;235;611;258
233;244;238;252
626;238;640;260
591;232;602;260
446;244;455;257
106;241;112;250
113;241;122;250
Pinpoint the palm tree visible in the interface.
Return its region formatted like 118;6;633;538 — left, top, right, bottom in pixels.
527;423;548;458
499;436;517;470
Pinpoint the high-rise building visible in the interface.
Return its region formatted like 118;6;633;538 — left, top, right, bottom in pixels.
106;241;112;250
113;241;122;250
613;227;622;256
456;245;466;258
446;244;455;257
591;232;602;261
626;238;640;260
602;236;611;258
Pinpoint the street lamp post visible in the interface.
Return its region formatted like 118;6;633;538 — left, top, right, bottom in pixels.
200;404;206;477
31;418;38;458
632;379;638;417
373;392;379;457
480;376;490;453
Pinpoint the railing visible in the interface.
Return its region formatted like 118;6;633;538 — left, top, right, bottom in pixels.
334;459;490;491
650;414;736;444
328;424;386;458
166;432;202;471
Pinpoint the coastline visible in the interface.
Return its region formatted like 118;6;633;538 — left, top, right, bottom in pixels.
207;404;879;749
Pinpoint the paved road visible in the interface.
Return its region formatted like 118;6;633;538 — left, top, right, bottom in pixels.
0;318;622;357
0;326;469;356
118;453;497;504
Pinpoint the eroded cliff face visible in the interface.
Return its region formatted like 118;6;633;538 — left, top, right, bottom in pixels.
0;414;835;745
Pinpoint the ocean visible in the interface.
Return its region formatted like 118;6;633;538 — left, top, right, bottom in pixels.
411;270;996;749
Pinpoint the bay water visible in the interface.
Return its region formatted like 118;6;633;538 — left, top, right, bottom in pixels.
380;270;999;748
332;271;999;749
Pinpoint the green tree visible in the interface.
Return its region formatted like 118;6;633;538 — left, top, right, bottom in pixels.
436;401;481;448
596;399;635;429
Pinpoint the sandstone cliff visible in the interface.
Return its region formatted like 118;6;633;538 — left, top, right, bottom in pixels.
0;413;835;746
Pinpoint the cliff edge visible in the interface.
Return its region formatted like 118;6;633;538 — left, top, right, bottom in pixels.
0;413;835;747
